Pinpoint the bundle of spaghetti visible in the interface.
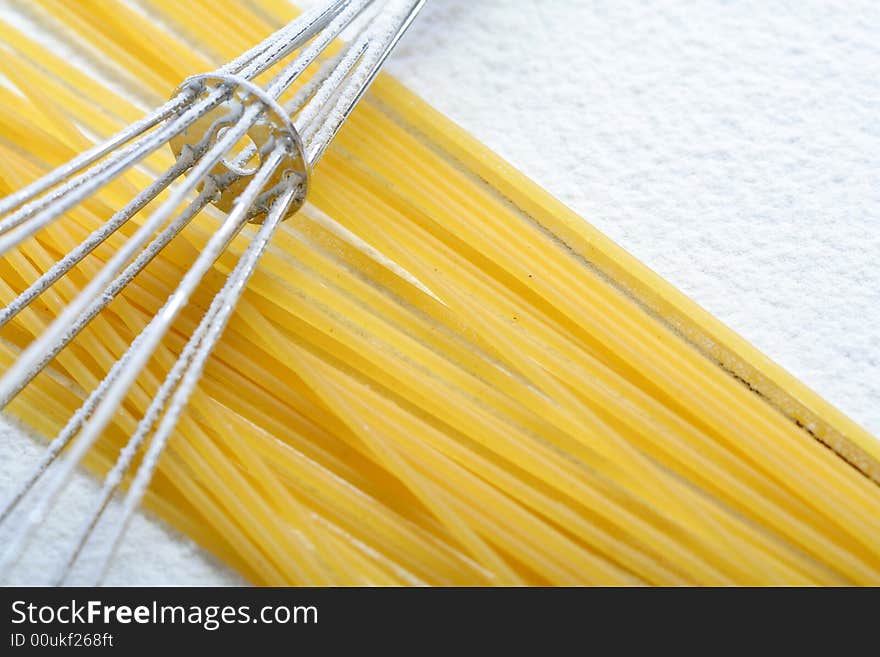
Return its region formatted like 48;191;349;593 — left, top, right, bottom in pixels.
1;0;879;585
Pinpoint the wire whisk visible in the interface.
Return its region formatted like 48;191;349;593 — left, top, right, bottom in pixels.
0;0;424;584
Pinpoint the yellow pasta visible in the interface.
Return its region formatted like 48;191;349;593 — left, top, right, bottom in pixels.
0;0;878;585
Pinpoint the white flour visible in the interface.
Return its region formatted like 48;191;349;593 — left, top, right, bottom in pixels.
385;0;880;436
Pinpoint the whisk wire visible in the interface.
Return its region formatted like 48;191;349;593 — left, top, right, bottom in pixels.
0;0;424;584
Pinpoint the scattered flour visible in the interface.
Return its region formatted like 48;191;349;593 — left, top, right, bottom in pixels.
384;0;880;436
0;417;243;585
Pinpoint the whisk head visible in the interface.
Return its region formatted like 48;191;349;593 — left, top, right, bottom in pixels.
0;0;423;584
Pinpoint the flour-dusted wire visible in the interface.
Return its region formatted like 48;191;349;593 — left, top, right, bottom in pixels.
0;0;424;585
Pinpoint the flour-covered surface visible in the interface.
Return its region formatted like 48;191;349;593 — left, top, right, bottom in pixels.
0;418;243;585
385;0;880;436
2;0;878;585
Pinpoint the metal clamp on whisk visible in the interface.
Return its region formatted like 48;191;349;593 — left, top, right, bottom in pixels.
168;72;310;221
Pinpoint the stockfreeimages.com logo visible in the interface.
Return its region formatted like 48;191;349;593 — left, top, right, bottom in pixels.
11;599;318;632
